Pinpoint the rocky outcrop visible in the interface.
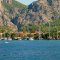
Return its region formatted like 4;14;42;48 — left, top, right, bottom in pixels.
0;0;17;32
23;0;60;23
0;0;60;32
11;0;60;31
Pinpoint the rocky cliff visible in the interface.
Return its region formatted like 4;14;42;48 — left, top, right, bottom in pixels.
11;0;60;31
0;0;26;32
0;0;60;32
24;0;60;23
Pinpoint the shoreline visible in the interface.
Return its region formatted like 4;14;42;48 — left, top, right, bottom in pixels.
0;38;60;41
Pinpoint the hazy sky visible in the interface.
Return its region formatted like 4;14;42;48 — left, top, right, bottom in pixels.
16;0;37;5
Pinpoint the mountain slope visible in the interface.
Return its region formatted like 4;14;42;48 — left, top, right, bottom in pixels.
0;0;27;32
0;0;60;32
24;0;60;23
11;0;60;32
3;0;26;11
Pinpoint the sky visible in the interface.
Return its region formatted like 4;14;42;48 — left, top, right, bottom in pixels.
16;0;37;5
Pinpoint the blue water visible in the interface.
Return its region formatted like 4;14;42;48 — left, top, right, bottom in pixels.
0;40;60;60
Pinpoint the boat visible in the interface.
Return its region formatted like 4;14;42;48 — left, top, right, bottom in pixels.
29;37;34;40
7;38;12;40
5;42;9;44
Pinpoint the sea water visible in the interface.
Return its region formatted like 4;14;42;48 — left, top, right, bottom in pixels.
0;40;60;60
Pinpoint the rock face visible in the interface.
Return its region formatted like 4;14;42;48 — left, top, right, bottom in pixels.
0;0;27;32
52;0;60;19
23;0;60;23
0;0;3;11
0;0;17;32
0;0;60;32
11;0;60;31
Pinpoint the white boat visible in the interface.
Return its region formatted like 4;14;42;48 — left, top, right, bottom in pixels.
17;37;22;40
0;39;1;40
5;42;9;44
19;39;22;40
4;38;7;40
8;38;12;40
29;37;34;40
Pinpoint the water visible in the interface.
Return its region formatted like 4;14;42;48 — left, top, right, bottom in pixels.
0;40;60;60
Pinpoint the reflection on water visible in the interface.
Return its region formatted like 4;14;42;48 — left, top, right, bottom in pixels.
0;40;60;60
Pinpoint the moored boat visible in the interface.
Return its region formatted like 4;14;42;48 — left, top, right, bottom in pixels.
29;37;34;40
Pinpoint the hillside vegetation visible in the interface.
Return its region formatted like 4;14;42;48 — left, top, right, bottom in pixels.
2;0;26;11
